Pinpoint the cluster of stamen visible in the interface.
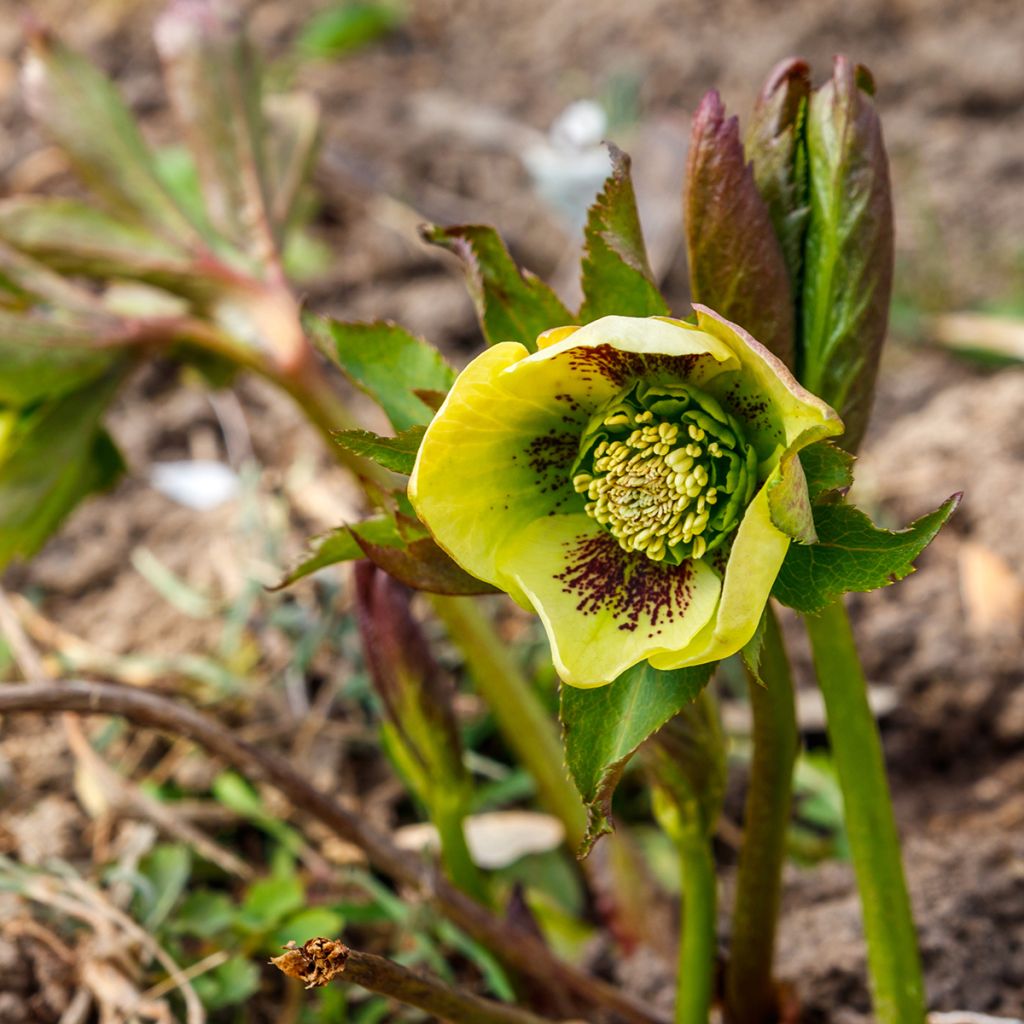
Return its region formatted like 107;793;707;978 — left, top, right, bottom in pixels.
571;393;751;563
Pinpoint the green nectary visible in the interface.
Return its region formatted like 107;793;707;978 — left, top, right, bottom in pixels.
572;382;757;564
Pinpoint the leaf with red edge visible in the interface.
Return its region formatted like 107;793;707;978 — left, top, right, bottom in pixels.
578;145;668;324
421;223;571;351
685;90;795;369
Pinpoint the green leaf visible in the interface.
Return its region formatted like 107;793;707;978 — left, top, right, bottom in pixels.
315;319;454;432
773;494;961;614
0;197;209;297
799;439;854;501
193;956;260;1010
169;889;236;939
578;144;669;324
740;610;768;683
0;311;122;405
24;30;202;247
155;2;277;259
137;843;192;931
271;907;344;951
334;425;425;474
746;59;812;310
685;90;796;368
0;377;125;569
560;661;714;854
421;224;571;351
297;2;404;58
241;875;305;930
800;58;893;452
274;516;406;588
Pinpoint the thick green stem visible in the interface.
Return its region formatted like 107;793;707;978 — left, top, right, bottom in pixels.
726;607;798;1024
431;787;492;908
428;595;587;852
676;836;717;1024
804;598;925;1024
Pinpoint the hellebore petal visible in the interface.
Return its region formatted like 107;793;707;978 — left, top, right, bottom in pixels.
648;477;789;669
501;514;721;688
410;313;842;687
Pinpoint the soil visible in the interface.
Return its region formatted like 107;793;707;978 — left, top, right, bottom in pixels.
1;0;1023;1021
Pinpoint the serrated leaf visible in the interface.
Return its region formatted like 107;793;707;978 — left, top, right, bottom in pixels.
799;440;854;502
23;30;201;247
772;494;961;614
333;426;424;475
685;90;795;368
578;144;669;324
560;661;714;855
800;58;893;452
746;59;812;309
0;377;125;569
274;515;406;588
354;533;499;596
741;610;768;683
0;197;210;297
421;224;571;351
314;319;454;432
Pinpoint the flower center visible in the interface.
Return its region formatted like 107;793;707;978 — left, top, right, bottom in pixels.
571;382;758;563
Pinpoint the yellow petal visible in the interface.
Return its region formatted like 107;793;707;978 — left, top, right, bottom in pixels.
500;513;721;687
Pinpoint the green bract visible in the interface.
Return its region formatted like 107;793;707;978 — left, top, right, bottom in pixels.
409;309;842;688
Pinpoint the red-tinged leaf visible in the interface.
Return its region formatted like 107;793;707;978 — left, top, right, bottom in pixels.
23;29;202;248
578;145;669;324
0;197;217;299
685;91;795;369
155;0;277;263
800;57;893;452
421;223;571;351
746;59;812;302
354;533;500;596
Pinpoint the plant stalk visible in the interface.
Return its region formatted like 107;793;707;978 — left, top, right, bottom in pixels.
430;787;491;908
726;606;798;1024
676;835;717;1024
803;598;925;1024
428;595;587;852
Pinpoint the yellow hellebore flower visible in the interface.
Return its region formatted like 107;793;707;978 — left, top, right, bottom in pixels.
409;308;842;688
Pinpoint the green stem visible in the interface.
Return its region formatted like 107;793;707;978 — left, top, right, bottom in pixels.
431;787;492;908
726;607;798;1024
803;598;925;1024
676;836;717;1024
428;595;587;852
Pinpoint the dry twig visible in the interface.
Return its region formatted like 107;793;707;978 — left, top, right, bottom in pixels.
271;937;564;1024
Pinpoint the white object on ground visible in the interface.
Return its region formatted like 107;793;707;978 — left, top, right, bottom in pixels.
150;461;240;511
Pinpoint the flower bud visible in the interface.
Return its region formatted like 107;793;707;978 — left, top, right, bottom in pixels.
799;57;893;452
685;91;796;371
745;59;811;299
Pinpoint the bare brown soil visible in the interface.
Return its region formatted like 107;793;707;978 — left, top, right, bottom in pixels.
1;0;1023;1020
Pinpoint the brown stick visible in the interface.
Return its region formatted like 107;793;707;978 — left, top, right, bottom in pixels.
0;681;667;1024
271;937;563;1024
